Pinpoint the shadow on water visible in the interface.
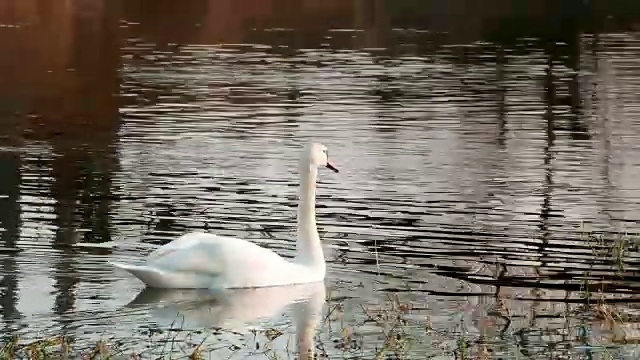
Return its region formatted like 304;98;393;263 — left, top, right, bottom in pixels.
2;0;640;358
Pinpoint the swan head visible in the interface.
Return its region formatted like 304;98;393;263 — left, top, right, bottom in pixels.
304;143;339;173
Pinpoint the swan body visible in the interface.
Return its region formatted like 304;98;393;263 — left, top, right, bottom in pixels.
111;142;339;289
110;232;323;288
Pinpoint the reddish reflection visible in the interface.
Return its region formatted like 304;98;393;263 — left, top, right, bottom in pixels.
0;0;122;322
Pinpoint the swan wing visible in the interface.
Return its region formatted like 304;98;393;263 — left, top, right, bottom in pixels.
146;232;230;275
147;232;209;260
144;232;294;288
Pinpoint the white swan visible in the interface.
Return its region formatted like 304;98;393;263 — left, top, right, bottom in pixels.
110;142;339;289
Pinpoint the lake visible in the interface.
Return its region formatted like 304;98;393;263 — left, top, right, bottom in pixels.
1;0;640;358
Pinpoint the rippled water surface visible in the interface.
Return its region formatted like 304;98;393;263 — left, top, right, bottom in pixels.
2;1;640;359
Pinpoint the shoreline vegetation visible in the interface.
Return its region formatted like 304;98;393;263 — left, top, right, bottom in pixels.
2;227;639;360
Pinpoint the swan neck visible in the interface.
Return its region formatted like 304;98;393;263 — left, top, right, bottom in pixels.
296;165;323;267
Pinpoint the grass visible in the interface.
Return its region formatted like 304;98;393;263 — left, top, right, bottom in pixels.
567;225;640;359
0;336;121;360
0;333;220;360
3;226;640;359
578;225;636;320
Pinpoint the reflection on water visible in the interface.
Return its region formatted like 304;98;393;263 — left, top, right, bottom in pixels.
2;0;640;358
123;282;325;358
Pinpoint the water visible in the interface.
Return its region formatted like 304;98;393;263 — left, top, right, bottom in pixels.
2;0;640;358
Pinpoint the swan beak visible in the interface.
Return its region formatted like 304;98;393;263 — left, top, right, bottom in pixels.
326;161;339;173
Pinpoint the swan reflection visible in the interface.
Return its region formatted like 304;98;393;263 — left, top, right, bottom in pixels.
125;281;326;359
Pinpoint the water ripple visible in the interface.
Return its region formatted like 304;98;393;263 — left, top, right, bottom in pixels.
2;11;640;358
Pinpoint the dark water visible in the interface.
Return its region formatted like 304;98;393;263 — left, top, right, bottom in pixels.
2;0;640;358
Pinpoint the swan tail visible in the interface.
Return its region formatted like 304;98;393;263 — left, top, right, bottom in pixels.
110;261;171;288
110;261;217;289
